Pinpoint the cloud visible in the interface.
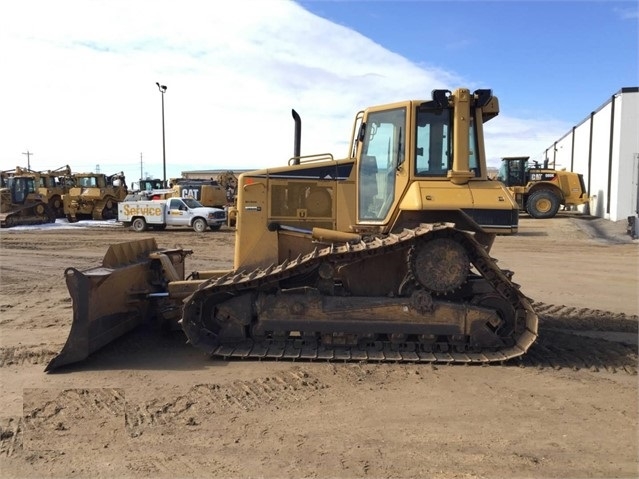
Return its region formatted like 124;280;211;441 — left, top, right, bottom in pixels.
0;0;566;185
484;115;573;167
613;6;639;20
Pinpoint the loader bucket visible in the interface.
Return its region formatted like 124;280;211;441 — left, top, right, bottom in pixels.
46;238;188;372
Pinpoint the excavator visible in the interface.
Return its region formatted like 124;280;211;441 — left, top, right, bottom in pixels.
46;88;538;371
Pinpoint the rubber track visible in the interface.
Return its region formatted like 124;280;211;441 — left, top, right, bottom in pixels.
182;223;538;364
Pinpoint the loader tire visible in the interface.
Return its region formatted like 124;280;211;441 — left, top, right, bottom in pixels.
526;190;560;219
131;217;147;232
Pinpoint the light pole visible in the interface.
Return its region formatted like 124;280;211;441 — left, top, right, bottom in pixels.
156;82;167;186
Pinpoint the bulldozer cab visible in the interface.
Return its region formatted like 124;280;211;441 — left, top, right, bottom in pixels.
355;97;486;224
234;88;517;271
351;89;509;230
6;176;37;204
76;174;102;188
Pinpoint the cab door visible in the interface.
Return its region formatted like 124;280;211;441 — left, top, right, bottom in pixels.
167;198;190;226
356;104;409;225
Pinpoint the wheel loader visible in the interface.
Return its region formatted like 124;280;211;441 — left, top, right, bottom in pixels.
46;88;538;372
0;173;56;227
63;171;128;222
497;156;589;218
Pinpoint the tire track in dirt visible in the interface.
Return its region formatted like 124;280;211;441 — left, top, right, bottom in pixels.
533;301;638;332
0;345;59;367
125;453;202;477
125;368;326;435
520;331;637;374
0;417;22;457
520;301;638;374
21;388;126;452
3;373;325;465
2;390;125;457
23;388;125;427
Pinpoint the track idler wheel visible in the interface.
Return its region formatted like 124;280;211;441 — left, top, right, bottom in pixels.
409;237;469;294
471;293;517;338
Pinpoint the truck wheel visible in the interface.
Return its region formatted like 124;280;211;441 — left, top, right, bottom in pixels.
526;190;560;219
131;217;147;232
210;224;222;231
192;218;207;233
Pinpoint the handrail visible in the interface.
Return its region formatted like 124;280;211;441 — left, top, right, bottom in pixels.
288;153;334;165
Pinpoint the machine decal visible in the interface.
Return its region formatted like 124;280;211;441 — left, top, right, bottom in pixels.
251;162;355;181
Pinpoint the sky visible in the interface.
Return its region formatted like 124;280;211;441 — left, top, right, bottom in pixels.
1;0;637;186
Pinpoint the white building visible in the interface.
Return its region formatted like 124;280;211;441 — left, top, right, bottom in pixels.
542;87;638;221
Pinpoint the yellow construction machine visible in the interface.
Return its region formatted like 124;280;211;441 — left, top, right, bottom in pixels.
47;88;538;371
216;170;239;226
497;156;589;218
12;165;73;218
1;171;56;227
128;178;226;206
170;178;228;208
63;171;128;222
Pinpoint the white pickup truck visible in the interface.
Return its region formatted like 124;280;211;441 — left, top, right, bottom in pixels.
118;197;226;232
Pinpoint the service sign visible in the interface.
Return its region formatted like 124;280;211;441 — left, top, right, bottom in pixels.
120;203;164;220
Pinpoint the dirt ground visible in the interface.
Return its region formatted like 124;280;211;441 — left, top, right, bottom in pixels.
0;214;637;479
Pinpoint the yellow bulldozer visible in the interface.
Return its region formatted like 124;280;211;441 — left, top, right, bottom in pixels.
63;171;128;222
0;171;56;227
12;165;73;218
47;87;538;371
497;156;589;218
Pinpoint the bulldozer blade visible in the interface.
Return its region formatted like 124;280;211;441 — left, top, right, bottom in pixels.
45;238;180;372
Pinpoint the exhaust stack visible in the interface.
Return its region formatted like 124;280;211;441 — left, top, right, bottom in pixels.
292;109;301;164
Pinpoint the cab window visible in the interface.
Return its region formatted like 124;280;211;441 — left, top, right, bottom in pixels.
169;199;185;211
358;107;405;222
468;116;480;177
415;109;450;176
